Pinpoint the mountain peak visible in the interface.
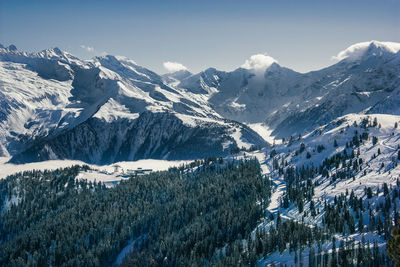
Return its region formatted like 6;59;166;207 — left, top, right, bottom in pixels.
40;47;64;55
264;62;282;72
332;40;400;62
52;47;63;54
8;44;18;51
36;47;67;59
166;69;192;80
32;47;83;66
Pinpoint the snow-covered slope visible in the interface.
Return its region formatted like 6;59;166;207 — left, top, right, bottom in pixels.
176;41;400;139
178;67;225;95
0;48;82;154
162;70;192;86
244;113;400;265
0;45;266;164
270;42;400;138
263;113;400;216
1;40;399;164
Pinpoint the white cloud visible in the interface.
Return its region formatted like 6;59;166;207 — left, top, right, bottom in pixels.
79;45;108;57
332;40;400;61
163;61;188;73
241;53;277;71
80;45;95;53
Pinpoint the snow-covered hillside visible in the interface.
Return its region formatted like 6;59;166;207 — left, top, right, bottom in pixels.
244;113;400;265
176;41;400;139
0;40;399;168
0;45;266;164
259;113;399;217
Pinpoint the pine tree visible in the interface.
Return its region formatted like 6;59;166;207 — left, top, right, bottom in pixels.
323;252;329;267
373;117;378;127
317;246;322;267
358;213;364;233
372;136;378;145
387;220;400;266
309;247;315;267
367;187;373;199
331;238;338;267
338;240;346;266
334;139;338;147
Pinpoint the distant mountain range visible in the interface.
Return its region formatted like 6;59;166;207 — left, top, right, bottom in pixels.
0;40;399;164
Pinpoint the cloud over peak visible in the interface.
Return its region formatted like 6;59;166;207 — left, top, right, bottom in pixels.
332;40;400;61
80;45;94;53
163;61;188;73
241;53;277;71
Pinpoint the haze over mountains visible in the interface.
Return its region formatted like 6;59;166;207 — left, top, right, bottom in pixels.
0;40;399;164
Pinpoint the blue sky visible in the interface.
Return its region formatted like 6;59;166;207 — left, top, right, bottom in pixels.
0;0;399;74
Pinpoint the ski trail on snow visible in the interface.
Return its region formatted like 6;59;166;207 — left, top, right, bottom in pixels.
252;151;286;215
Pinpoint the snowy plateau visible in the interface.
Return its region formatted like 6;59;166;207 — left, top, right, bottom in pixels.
1;40;400;266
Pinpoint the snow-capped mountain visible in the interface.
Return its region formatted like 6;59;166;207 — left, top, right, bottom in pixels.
1;41;400;265
270;41;400;138
162;69;192;86
176;41;400;138
178;67;226;95
0;40;399;164
0;45;266;164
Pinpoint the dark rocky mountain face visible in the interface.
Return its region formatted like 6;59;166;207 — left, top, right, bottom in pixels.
10;112;266;164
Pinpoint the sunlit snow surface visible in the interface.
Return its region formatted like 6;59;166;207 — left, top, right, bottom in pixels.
0;157;191;187
332;40;400;61
0;46;266;161
244;113;400;265
246;123;281;145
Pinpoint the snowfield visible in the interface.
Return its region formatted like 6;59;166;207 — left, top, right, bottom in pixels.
0;157;191;181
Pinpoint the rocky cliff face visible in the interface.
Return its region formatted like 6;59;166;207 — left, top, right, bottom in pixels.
10;112;265;164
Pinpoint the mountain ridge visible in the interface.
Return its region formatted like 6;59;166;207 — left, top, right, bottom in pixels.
1;40;399;164
0;45;267;164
